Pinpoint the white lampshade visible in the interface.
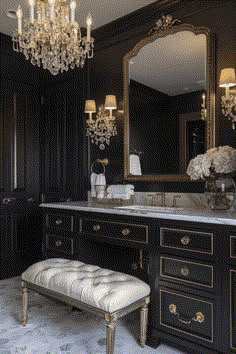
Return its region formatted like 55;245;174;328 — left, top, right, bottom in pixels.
219;68;236;87
85;100;96;113
105;95;117;110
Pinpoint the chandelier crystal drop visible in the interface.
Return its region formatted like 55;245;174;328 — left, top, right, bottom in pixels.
12;0;94;75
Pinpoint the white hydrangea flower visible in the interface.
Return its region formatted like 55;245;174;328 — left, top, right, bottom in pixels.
187;145;236;180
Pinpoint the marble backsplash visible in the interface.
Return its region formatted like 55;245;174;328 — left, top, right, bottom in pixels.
129;192;208;209
88;191;236;211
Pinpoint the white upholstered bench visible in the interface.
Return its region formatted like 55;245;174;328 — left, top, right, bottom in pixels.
21;259;150;354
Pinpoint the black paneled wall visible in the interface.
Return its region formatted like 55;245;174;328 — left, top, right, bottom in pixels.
88;0;236;192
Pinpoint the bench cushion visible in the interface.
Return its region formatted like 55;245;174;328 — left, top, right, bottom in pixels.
22;259;150;313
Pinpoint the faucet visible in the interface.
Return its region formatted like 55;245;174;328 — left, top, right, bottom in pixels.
154;192;166;207
172;195;181;207
148;192;166;206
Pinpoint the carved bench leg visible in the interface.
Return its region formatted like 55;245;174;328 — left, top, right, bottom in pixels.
140;303;148;348
106;319;116;354
21;286;29;326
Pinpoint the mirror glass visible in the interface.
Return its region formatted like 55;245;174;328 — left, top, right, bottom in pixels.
123;23;215;182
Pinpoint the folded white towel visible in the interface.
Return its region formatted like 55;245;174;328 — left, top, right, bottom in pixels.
90;173;97;198
107;193;131;200
107;184;134;194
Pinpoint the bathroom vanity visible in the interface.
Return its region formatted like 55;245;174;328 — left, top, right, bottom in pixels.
40;201;236;354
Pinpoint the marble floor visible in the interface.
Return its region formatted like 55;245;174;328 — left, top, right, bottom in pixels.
0;277;186;354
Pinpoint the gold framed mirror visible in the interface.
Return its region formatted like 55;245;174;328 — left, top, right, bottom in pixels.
123;18;215;182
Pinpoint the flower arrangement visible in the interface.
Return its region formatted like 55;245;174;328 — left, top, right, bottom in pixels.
187;145;236;181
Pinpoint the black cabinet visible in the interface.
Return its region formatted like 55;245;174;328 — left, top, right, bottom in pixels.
41;206;235;354
42;208;152;280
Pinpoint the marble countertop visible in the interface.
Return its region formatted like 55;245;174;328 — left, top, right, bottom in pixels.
40;201;236;226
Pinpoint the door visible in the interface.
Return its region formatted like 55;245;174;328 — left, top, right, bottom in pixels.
0;79;41;278
41;74;87;202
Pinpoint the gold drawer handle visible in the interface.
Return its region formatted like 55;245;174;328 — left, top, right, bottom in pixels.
169;304;205;324
55;219;63;225
55;240;62;247
180;235;191;245
180;266;190;277
93;224;101;232
122;228;130;236
195;312;205;323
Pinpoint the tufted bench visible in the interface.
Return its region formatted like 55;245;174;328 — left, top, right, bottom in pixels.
21;259;150;354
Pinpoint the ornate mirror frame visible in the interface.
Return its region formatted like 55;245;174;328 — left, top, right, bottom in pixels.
123;20;215;182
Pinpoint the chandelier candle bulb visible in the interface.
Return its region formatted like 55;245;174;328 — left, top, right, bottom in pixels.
70;0;76;23
48;0;55;21
16;5;23;34
29;0;35;23
202;92;205;106
86;13;92;42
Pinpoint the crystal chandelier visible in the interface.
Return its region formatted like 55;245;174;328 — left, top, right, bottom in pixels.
12;0;94;75
85;96;117;150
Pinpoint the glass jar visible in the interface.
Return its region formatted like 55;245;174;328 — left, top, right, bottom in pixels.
205;175;236;210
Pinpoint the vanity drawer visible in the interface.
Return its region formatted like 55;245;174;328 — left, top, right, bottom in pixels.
79;218;148;244
160;257;213;288
46;234;74;255
160;288;213;343
46;213;74;232
160;227;213;255
230;236;236;259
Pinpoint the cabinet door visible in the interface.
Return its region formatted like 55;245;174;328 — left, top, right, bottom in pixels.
41;75;87;202
0;80;41;278
231;270;236;351
0;80;40;199
0;213;8;279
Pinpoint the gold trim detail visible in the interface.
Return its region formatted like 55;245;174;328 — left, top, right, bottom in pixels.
46;234;74;255
230;236;236;259
160;227;214;255
45;213;74;232
160;256;214;288
160;289;214;343
79;218;148;244
149;15;181;35
123;24;215;182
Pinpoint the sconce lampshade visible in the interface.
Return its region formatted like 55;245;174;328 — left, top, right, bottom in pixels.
105;95;117;110
219;68;236;87
84;100;96;113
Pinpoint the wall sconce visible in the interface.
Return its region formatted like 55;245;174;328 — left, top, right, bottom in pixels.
219;68;236;129
201;92;207;120
85;95;117;150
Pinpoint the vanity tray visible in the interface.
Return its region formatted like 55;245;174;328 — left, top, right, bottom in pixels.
91;197;133;206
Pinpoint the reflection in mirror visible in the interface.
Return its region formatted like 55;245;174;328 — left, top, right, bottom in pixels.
123;21;215;182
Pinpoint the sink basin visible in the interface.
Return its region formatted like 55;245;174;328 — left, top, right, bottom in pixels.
114;205;184;213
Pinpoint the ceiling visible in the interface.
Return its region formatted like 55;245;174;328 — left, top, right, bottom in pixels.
0;0;157;36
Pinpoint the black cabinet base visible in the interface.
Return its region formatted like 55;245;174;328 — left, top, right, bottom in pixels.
148;328;223;354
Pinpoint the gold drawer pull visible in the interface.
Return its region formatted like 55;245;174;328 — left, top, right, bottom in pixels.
180;266;190;277
93;224;101;232
55;240;62;247
195;312;205;323
169;304;205;324
55;219;63;225
180;235;191;245
122;228;130;236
